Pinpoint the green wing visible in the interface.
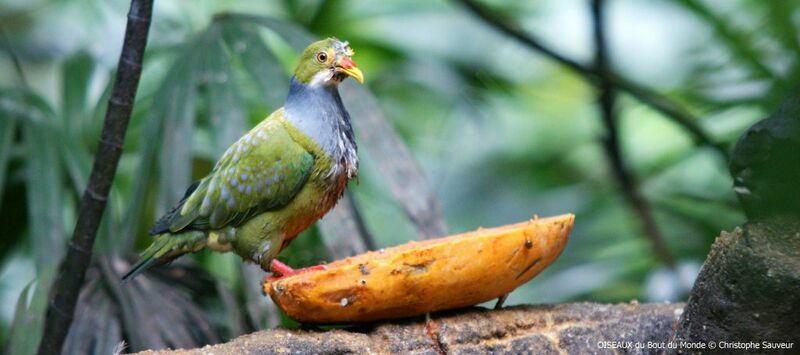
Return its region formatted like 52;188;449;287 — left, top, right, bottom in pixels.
154;110;314;233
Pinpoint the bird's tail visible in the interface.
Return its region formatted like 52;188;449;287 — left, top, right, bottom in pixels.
122;231;207;282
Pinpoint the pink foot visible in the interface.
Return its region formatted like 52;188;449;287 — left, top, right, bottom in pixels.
267;259;327;281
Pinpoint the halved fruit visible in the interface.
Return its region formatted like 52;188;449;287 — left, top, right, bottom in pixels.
263;214;575;323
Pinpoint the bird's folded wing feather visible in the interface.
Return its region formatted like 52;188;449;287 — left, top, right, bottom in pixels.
150;110;315;234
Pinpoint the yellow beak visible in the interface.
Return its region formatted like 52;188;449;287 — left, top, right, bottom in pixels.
336;56;365;84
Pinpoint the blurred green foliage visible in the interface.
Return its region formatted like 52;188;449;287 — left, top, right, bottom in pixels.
1;0;797;352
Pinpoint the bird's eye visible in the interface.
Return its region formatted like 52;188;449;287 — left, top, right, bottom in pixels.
316;52;328;63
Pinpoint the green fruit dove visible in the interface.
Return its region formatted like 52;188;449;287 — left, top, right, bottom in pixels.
123;38;364;281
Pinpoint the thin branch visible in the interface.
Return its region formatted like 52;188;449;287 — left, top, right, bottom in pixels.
591;0;674;266
36;1;154;354
455;0;729;160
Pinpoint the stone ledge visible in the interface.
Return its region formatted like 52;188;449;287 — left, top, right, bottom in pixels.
138;302;683;354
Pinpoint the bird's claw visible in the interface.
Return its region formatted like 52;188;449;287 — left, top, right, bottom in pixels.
494;294;508;310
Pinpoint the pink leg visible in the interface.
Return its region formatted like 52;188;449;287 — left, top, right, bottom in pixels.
270;259;297;277
267;259;328;281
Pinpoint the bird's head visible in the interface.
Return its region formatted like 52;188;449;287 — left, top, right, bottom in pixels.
293;38;364;87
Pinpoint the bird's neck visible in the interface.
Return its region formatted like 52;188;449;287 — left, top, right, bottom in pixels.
283;77;358;175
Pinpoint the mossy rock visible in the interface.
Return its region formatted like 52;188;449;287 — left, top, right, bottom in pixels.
675;217;800;345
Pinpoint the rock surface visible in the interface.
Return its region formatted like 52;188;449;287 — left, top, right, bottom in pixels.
137;302;683;354
675;218;800;347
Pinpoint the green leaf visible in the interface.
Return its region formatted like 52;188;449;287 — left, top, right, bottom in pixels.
61;51;96;130
216;14;316;51
220;21;289;110
203;25;248;155
6;270;54;355
24;121;65;269
0;89;57;126
122;43;200;247
3;90;68;269
59;132;92;197
6;282;37;355
156;67;198;216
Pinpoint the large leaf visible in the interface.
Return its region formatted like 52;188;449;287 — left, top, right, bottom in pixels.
61;52;96;132
121;44;200;248
5;281;36;355
5;271;54;355
218;14;316;51
220;21;289;111
202;24;248;155
156;62;198;215
2;91;69;269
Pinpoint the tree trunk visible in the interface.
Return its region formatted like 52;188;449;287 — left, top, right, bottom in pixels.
36;1;153;354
